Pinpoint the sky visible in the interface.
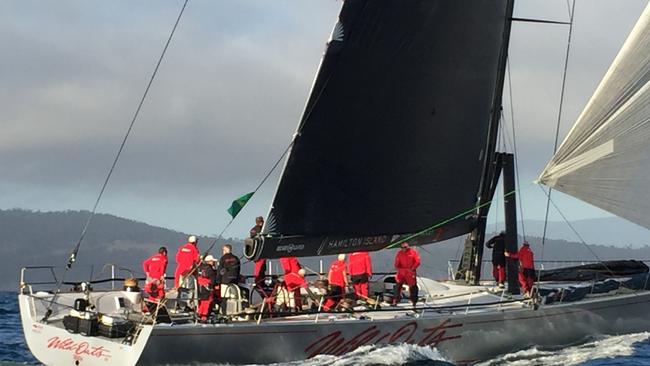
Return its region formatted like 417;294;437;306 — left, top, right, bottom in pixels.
1;0;648;239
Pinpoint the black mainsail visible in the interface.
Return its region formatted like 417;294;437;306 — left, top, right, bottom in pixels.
246;0;514;260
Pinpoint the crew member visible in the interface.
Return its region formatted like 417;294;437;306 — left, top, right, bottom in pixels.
486;231;506;287
279;256;301;275
174;235;200;288
196;255;217;322
216;244;241;285
348;251;372;299
250;216;267;297
250;216;264;237
284;269;308;312
279;256;302;309
506;241;536;296
142;247;168;301
323;254;348;311
393;242;420;307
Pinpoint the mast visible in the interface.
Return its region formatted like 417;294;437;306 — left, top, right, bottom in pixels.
459;0;515;285
502;153;521;294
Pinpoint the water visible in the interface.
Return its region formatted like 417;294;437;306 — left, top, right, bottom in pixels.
2;292;650;366
0;292;38;365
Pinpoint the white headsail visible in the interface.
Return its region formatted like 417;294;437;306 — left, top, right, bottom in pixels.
538;3;650;230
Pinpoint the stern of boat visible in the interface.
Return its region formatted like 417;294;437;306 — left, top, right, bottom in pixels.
19;274;153;366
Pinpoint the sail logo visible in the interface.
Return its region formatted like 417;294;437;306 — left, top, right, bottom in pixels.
325;236;390;250
47;336;111;360
276;244;305;253
304;319;462;358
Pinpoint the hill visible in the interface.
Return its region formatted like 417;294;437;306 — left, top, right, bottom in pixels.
2;209;650;291
513;217;650;248
0;209;234;291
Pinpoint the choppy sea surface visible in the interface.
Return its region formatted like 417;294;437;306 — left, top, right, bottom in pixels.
2;292;650;366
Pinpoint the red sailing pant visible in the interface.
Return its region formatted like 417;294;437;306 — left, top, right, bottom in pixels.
197;293;213;320
322;285;344;311
144;282;164;301
519;268;535;294
196;275;215;320
492;264;506;284
353;282;369;298
292;288;302;310
393;269;418;304
174;265;192;288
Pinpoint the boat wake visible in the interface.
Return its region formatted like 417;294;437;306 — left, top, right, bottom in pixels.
162;333;650;366
161;344;453;366
478;332;650;366
279;344;453;366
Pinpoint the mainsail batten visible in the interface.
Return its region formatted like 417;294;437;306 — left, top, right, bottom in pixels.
539;3;650;230
248;0;513;259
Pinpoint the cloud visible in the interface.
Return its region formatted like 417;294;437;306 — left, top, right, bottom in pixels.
0;0;647;236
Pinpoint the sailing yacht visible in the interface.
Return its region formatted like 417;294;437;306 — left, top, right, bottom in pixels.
18;0;650;365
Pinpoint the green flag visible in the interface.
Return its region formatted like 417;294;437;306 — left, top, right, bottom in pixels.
227;192;254;218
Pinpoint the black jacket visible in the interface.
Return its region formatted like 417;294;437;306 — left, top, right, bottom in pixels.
217;253;241;285
197;263;217;287
486;234;506;265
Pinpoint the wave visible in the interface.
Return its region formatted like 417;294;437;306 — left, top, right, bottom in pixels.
280;344;453;366
162;344;453;366
477;332;650;366
0;308;17;317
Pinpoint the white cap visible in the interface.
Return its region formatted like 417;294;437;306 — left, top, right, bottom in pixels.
338;253;346;261
204;255;216;262
188;235;197;243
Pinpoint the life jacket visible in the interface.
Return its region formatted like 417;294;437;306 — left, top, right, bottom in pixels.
348;252;372;276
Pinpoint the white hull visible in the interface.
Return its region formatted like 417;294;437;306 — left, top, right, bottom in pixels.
19;293;153;366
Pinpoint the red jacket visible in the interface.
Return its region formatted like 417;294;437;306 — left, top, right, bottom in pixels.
328;259;347;287
509;245;534;269
348;252;372;276
143;253;167;279
394;248;421;271
284;272;307;292
279;257;301;274
175;242;199;267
